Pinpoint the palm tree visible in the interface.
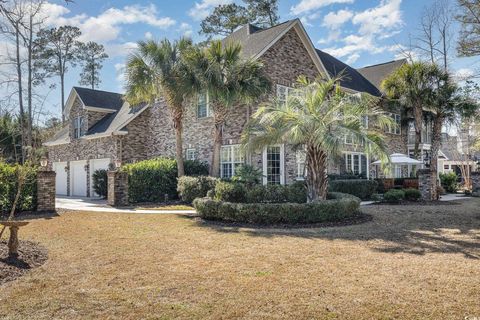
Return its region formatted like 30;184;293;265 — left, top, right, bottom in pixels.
382;62;441;160
185;40;271;177
124;38;196;177
243;76;392;202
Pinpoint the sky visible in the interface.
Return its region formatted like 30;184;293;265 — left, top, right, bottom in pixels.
9;0;480;121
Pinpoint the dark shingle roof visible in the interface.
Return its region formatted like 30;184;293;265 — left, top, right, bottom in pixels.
222;20;296;59
357;59;407;91
315;49;382;97
73;87;124;111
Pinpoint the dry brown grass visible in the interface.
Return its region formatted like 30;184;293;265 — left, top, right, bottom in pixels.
0;199;479;319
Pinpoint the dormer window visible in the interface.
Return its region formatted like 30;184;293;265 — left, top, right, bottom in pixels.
74;116;84;138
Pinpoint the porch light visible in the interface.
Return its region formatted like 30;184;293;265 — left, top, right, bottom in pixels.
40;157;48;168
114;159;122;169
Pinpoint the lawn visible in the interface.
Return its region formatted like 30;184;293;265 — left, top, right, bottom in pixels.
0;199;479;319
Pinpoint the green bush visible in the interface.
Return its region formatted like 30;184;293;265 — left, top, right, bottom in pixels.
404;188;421;201
177;176;218;203
231;164;263;186
214;181;307;203
122;158;207;203
184;160;209;176
0;162;37;213
439;172;458;193
383;189;405;202
92;169;108;198
214;181;247;203
328;179;378;200
193;192;360;224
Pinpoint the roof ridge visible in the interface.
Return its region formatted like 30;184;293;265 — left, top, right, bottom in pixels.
73;86;123;96
358;59;407;70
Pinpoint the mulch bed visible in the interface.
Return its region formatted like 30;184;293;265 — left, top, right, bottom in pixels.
193;212;373;229
0;240;48;285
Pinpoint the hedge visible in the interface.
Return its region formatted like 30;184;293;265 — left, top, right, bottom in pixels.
383;189;405;202
122;158;208;203
177;176;218;203
0;162;37;213
328;179;378;200
193;192;360;224
214;181;307;203
440;172;458;193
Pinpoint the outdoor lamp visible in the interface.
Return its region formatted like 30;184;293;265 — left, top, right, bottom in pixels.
114;159;122;169
40;157;48;168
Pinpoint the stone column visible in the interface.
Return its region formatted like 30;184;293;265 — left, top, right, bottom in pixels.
107;170;129;207
37;170;56;212
471;172;480;197
417;169;434;200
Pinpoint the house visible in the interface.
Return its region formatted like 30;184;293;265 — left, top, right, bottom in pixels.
45;19;410;197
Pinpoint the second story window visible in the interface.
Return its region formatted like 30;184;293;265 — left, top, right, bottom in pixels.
385;113;401;135
197;92;212;118
74;116;84;138
276;84;294;105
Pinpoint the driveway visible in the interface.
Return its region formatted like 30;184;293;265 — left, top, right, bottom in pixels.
55;196;196;214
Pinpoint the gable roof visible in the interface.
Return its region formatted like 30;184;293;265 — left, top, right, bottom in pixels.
316;49;381;97
73;87;124;111
357;59;407;91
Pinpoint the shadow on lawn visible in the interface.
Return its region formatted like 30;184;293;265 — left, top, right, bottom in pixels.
188;199;480;260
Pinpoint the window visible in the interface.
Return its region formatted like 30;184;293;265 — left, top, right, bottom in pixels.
344;115;368;144
385;113;401;134
296;148;306;179
263;145;284;184
220;145;244;178
276;84;294;105
197;92;212;118
73;116;84;138
343;152;368;176
186;149;196;161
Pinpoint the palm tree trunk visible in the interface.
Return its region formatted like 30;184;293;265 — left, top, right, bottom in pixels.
413;105;423;160
211;104;227;177
172;108;185;177
429;114;443;200
305;145;329;202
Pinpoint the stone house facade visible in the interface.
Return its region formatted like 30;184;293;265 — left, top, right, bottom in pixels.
45;19;409;197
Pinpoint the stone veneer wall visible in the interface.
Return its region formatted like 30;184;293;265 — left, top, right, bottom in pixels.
418;169;434;200
107;171;129;206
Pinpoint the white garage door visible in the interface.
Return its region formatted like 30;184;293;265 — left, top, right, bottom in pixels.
70;160;87;197
90;158;111;197
53;161;68;196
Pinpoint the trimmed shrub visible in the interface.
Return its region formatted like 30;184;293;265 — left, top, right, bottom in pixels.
193;192;360;224
0;162;37;213
231;164;263;186
177;176;218;203
92;169;108;198
214;181;247;203
122;158;207;203
439;172;458;193
383;189;405;202
404;188;421;201
184;160;209;176
328;179;378;200
328;173;365;180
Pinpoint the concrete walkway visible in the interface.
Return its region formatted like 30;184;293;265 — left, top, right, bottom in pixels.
56;196;196;214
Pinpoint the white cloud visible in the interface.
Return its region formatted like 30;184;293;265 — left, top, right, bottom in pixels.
291;0;354;15
105;42;138;58
322;9;353;29
320;0;404;64
188;0;233;21
44;3;175;43
145;32;153;39
454;68;475;81
317;30;341;44
351;0;402;35
179;23;193;37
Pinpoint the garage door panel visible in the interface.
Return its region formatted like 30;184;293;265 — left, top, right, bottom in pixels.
53;161;67;196
70;160;87;197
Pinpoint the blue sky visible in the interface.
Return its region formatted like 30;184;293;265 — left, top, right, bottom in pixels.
35;0;479;120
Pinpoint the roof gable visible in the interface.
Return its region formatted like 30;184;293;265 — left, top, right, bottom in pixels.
63;87;124;118
316;49;381;96
357;59;407;91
